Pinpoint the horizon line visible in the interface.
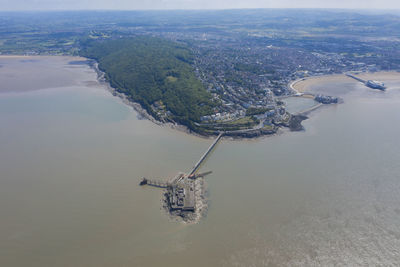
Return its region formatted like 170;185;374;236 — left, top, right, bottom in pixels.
1;7;400;12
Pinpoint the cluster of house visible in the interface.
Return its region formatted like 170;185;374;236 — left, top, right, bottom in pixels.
256;106;288;125
200;110;246;122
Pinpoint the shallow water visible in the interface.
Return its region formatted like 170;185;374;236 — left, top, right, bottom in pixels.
1;57;400;266
283;96;317;113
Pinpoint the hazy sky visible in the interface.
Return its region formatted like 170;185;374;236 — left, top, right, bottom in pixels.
1;0;400;11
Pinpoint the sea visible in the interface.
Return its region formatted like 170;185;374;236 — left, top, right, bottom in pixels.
1;56;400;266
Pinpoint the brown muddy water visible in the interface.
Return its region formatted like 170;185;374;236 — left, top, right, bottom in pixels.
1;56;400;266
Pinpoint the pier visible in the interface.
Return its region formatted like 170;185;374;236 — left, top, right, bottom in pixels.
294;103;323;116
166;131;223;219
139;178;168;188
140;133;223;187
346;73;366;83
189;132;223;175
346;73;386;90
138;133;223;221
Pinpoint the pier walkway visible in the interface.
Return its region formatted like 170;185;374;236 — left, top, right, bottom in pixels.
346;73;366;83
189;132;223;175
140;178;168;188
294;103;323;116
140;133;223;187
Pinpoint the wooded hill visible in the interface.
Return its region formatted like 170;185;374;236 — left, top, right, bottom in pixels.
80;36;217;128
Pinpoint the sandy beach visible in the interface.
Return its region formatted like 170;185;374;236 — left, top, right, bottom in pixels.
291;74;351;93
292;71;400;94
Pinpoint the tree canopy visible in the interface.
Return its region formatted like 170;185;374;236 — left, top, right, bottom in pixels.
81;36;217;126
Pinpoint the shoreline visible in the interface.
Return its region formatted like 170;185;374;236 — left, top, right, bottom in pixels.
0;54;284;140
87;58;313;140
290;71;400;94
2;54;369;140
289;74;349;94
286;70;400;117
0;54;83;60
87;59;219;140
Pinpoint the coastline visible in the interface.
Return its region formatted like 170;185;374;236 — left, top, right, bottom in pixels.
87;58;285;140
290;74;350;93
87;59;219;140
290;71;400;94
0;54;283;140
0;55;348;139
1;55;399;141
7;55;387;139
0;55;84;60
286;70;400;117
88;58;312;140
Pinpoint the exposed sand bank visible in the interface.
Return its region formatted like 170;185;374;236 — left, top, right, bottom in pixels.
0;55;38;59
0;56;92;93
0;55;85;61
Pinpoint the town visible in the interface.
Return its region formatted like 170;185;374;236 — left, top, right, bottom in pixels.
1;10;399;136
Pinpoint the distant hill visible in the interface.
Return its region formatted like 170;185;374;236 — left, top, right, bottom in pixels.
80;36;217;128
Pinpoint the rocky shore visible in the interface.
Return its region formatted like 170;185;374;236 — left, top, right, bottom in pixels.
288;114;309;131
88;60;160;124
88;58;312;140
87;59;220;139
162;177;208;224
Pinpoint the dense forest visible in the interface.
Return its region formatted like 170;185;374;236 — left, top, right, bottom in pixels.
80;36;217;128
